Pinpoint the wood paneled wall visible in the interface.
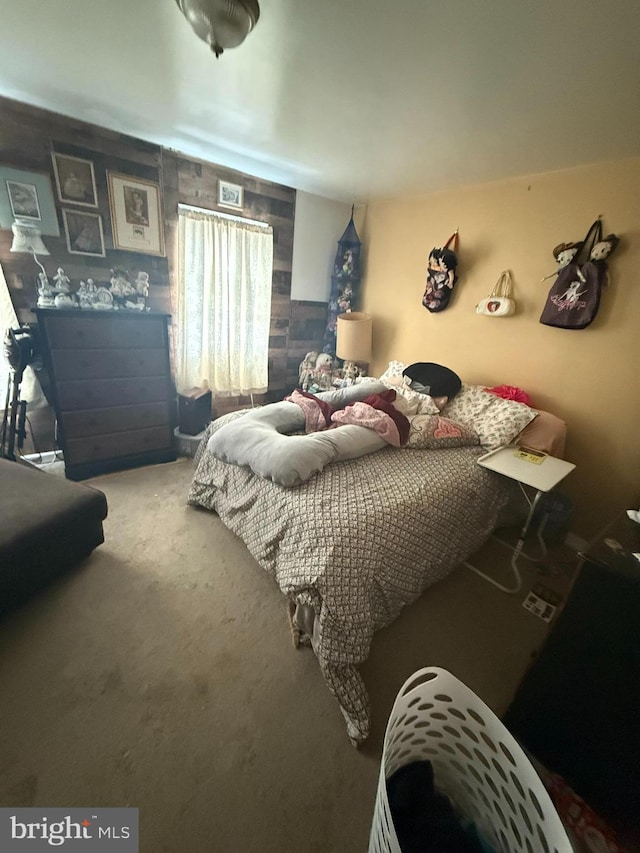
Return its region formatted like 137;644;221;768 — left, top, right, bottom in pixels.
0;96;328;440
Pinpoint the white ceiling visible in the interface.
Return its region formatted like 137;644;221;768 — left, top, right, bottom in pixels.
1;0;639;204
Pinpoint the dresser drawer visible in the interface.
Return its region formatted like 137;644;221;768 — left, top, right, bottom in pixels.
65;425;173;465
51;348;168;380
56;376;171;410
62;402;170;438
42;315;165;350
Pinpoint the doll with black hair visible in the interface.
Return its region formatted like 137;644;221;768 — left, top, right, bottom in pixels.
422;244;458;313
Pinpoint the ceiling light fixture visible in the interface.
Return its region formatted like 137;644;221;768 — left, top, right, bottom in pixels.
175;0;260;58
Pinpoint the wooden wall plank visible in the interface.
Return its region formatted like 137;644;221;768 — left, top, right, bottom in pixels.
0;94;327;441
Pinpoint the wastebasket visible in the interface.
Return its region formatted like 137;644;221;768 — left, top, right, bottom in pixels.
369;667;572;853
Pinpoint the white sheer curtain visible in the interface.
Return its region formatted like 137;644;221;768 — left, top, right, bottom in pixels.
177;208;273;396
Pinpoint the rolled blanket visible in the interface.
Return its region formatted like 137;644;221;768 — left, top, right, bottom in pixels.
284;389;334;432
331;389;410;447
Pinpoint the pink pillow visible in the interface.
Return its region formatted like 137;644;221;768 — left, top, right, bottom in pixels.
516;410;567;458
485;384;531;405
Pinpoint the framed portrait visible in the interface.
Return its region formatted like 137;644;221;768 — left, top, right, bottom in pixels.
6;180;41;221
218;180;244;210
62;209;106;257
0;165;60;235
51;152;98;207
107;172;165;256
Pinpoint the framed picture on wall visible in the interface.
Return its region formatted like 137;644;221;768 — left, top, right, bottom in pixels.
218;180;244;210
6;180;41;221
51;152;98;207
107;172;165;256
0;165;60;235
62;209;106;257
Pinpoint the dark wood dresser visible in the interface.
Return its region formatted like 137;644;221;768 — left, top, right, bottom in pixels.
504;512;640;842
35;309;177;480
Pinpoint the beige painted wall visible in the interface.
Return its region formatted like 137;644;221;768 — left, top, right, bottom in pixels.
360;157;640;539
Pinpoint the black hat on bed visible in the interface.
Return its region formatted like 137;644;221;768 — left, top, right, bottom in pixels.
402;362;462;399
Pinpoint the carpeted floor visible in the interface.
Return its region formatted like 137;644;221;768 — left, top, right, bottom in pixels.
0;458;576;852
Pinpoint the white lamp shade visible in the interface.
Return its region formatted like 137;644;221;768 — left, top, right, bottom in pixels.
10;220;49;255
336;312;372;363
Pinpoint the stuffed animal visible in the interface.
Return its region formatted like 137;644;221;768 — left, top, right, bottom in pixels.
314;352;335;391
590;234;619;262
552;242;582;268
438;248;458;288
341;361;360;382
299;351;318;389
541;241;583;282
422;233;459;313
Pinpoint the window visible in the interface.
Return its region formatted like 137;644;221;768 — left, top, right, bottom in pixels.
176;207;274;396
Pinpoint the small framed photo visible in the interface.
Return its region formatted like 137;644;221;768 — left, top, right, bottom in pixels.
218;180;244;210
108;172;165;256
0;165;60;235
62;209;106;257
52;152;98;207
6;180;41;221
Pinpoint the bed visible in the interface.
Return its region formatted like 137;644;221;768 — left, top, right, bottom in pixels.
188;369;566;745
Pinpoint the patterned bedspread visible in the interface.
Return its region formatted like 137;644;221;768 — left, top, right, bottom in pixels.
188;414;513;745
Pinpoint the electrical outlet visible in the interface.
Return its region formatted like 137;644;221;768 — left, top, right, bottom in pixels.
522;583;562;622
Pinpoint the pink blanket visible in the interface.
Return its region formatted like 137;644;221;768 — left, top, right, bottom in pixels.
286;388;410;447
285;389;334;432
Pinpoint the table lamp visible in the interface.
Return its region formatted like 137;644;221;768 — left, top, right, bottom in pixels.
336;311;372;378
10;220;53;307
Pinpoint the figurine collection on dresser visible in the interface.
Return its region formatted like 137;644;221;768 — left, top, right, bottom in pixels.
37;266;151;312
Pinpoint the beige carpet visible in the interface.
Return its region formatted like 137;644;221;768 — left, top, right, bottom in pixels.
0;459;575;852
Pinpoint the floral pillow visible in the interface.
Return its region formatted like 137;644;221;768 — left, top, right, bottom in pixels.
406;415;479;450
390;383;442;416
440;383;494;423
441;384;537;450
378;362;441;415
378;360;407;383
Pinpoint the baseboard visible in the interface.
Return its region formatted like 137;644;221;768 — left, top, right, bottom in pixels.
564;531;588;553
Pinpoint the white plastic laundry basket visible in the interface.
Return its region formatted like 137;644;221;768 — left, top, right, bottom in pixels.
369;667;572;853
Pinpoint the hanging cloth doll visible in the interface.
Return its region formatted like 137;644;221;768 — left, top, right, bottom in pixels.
422;231;459;313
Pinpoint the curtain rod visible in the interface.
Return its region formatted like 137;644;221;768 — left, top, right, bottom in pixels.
178;203;270;229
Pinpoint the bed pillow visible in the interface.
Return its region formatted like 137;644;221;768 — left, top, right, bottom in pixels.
406;415;479;450
516;410;567;458
378;360;407;383
387;382;442;416
441;384;537;450
402;362;462;400
377;362;441;415
440;383;495;423
316;379;387;408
